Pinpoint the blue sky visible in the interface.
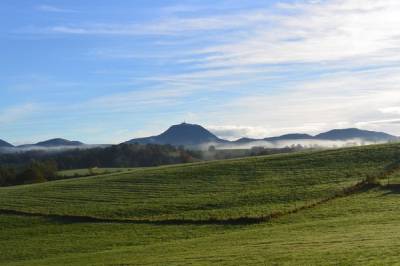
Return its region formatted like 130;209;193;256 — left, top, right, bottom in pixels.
1;0;400;144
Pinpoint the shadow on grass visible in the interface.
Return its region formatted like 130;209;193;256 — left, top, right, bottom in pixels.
380;184;400;195
0;182;377;226
0;208;269;225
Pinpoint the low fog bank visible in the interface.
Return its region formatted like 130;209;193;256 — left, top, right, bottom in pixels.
201;138;390;151
0;144;110;154
195;138;396;161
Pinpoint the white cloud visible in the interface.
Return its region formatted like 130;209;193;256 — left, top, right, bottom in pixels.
356;118;400;126
26;0;400;68
207;125;271;140
0;103;38;125
30;1;400;73
198;0;400;68
210;67;400;136
37;7;272;36
84;88;185;112
379;107;400;115
36;5;76;13
41;0;400;68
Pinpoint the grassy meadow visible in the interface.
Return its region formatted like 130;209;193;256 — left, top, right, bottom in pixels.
0;143;400;265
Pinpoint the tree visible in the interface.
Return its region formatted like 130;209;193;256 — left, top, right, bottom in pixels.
17;167;46;184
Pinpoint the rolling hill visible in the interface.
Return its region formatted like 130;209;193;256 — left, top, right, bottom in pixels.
0;139;13;148
236;128;398;144
0;143;399;222
18;138;84;148
35;138;84;147
315;128;398;142
125;123;399;148
126;122;227;146
264;133;314;142
3;183;400;266
1;143;400;265
2;124;398;152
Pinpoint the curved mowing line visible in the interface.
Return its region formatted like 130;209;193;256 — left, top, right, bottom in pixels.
0;181;376;226
2;159;398;225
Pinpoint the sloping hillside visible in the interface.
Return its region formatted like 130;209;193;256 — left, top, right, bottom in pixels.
0;139;13;148
1;173;400;265
126;122;227;146
0;143;399;222
315;128;398;141
1;143;400;265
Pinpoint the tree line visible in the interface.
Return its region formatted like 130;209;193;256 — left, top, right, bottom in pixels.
0;143;200;186
0;160;58;186
0;143;307;187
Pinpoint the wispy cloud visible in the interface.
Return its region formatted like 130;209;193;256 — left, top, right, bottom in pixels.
84;88;184;112
379;107;400;115
0;103;38;125
31;0;400;66
34;0;400;89
356;118;400;127
210;67;400;136
197;0;400;68
207;125;271;140
36;5;76;13
33;6;271;36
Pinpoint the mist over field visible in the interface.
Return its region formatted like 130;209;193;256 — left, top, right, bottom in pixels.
0;144;108;154
204;139;386;150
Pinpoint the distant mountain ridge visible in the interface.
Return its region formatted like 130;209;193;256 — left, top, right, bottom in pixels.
18;138;84;148
314;128;398;142
236;128;398;144
35;138;84;147
126;123;399;147
1;124;398;152
126;123;227;146
0;139;13;148
264;133;314;142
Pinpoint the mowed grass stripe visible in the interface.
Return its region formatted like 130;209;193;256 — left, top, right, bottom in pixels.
0;143;399;221
2;186;400;265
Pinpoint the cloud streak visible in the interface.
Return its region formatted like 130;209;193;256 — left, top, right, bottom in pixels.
36;5;76;13
197;0;400;68
31;0;400;67
0;103;38;125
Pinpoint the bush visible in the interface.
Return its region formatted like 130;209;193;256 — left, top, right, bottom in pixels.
17;167;47;184
365;174;379;185
0;160;58;187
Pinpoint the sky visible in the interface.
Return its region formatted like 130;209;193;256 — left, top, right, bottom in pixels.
1;0;400;144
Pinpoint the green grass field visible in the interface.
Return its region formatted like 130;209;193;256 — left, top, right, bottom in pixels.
1;143;400;265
